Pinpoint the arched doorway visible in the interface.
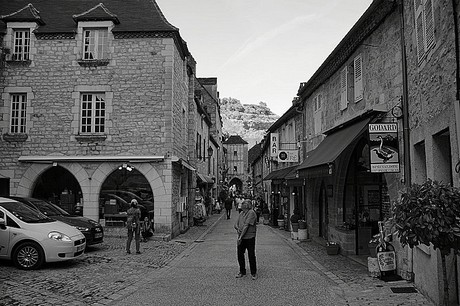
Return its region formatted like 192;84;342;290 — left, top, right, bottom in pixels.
228;177;243;195
318;181;328;239
32;166;83;215
99;164;154;222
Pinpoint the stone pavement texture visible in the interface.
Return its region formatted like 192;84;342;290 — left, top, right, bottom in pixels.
0;211;434;306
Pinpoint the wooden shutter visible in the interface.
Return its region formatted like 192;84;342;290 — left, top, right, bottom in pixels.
353;55;363;102
314;94;322;134
424;0;435;50
340;67;348;110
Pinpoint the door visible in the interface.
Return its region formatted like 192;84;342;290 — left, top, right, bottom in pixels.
0;209;10;256
319;183;328;239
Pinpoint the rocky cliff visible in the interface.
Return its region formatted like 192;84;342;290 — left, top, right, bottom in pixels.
220;97;279;148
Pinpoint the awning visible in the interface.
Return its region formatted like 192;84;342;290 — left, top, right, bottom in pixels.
297;117;372;171
264;165;297;181
197;173;214;184
171;157;196;171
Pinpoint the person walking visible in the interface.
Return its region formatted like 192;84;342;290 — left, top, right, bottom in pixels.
224;196;234;219
126;199;141;254
234;199;257;280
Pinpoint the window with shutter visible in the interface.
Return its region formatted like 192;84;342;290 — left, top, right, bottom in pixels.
354;55;363;102
314;94;322;135
414;0;435;63
340;67;348;110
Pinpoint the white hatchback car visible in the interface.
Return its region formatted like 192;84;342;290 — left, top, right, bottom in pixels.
0;197;86;270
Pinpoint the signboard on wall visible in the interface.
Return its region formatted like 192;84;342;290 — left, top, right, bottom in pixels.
270;133;279;157
368;123;400;173
277;150;299;163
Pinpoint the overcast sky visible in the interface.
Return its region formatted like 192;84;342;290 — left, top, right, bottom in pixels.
157;0;373;116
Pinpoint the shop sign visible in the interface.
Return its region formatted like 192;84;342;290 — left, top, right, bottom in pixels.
368;123;400;173
270;133;279;157
277;150;299;162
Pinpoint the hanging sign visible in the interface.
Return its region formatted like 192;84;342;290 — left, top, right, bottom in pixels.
270;133;279;157
277;150;299;162
368;123;400;173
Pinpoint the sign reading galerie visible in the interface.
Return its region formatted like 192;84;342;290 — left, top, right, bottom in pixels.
368;123;400;173
277;150;299;163
270;133;279;157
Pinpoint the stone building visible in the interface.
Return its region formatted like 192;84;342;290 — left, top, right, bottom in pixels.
0;0;220;239
222;135;248;195
254;0;460;304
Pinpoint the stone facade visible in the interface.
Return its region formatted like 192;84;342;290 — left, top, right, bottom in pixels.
0;0;217;239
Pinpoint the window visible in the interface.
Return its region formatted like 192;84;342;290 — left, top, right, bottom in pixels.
10;94;27;133
83;29;108;60
80;93;105;134
234;150;238;157
313;94;322;134
233;166;237;173
414;0;435;62
12;29;30;61
353;54;363;102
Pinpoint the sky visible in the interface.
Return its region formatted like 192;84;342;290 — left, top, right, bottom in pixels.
156;0;374;116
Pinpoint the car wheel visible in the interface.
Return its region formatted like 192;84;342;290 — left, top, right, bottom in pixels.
12;242;45;270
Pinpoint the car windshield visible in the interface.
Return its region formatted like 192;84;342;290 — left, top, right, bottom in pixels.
31;200;70;216
0;201;54;223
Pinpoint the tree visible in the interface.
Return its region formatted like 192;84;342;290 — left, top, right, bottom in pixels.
392;179;460;306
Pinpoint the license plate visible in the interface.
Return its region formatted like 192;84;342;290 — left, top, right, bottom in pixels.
76;244;85;252
95;233;103;239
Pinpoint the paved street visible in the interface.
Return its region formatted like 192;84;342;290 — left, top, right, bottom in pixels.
1;211;434;306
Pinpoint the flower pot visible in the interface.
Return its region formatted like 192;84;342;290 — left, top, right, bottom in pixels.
291;222;299;232
368;242;378;257
298;228;308;241
298;220;307;229
262;213;270;225
327;244;340;255
277;219;284;228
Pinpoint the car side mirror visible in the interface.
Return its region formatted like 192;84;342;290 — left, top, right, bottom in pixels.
0;217;6;230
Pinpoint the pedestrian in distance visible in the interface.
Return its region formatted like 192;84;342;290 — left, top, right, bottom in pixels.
126;199;141;254
224;196;234;219
234;199;257;280
141;216;153;242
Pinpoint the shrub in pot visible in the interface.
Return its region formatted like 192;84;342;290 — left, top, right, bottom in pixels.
290;210;300;232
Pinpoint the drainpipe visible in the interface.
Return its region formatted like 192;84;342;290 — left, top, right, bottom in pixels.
398;0;414;281
451;0;460;173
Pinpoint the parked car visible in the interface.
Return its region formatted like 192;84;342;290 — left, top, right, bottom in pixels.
101;190;154;213
99;192;149;219
0;197;86;270
8;196;103;246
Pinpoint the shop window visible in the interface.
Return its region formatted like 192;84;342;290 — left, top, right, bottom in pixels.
413;140;427;184
432;129;452;185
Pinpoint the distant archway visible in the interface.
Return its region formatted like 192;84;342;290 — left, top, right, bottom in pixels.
228;177;243;195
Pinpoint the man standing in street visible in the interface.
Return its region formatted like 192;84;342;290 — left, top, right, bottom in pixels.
224;196;234;219
234;199;257;280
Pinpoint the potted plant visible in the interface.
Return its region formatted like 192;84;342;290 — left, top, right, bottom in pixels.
262;206;270;225
298;219;308;241
277;213;285;228
368;234;379;257
290;209;300;232
326;241;340;255
392;180;460;306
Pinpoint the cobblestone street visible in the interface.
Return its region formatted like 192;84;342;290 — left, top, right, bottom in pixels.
0;212;434;306
0;214;221;306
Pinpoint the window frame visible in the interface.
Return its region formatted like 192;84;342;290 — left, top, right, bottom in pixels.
82;28;108;60
79;92;106;134
12;29;30;61
10;93;27;133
